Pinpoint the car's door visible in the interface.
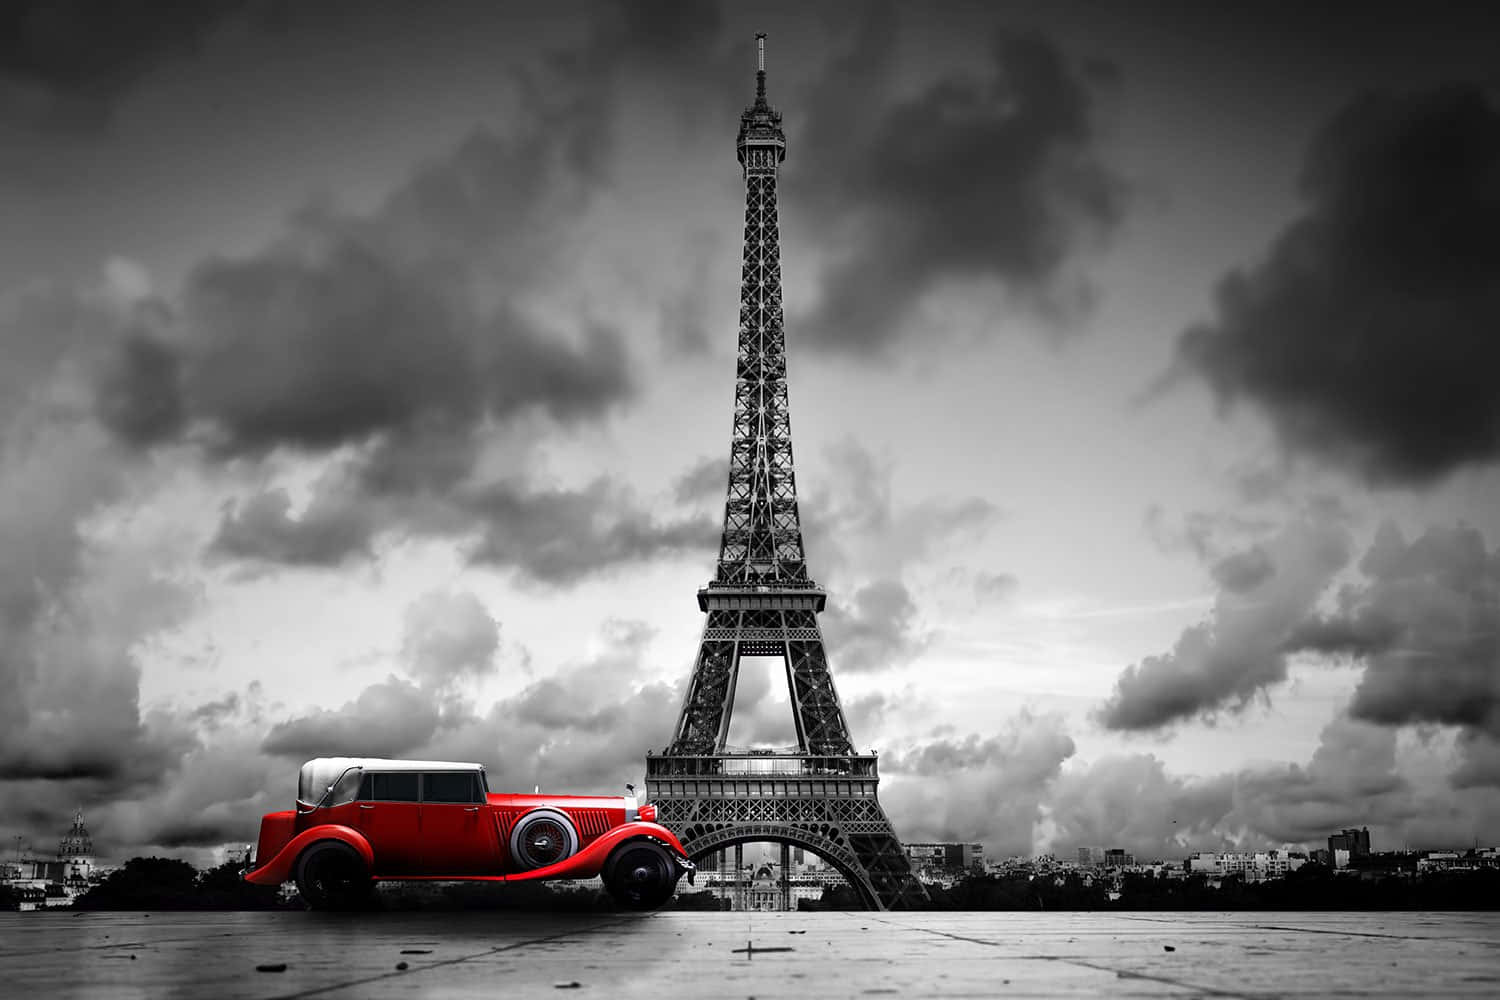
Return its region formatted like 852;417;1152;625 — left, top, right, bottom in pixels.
354;771;422;874
419;771;501;875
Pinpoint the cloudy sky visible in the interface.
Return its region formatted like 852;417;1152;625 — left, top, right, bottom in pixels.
3;0;1499;865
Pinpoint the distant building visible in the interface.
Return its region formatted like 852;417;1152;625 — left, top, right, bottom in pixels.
1185;850;1305;882
1328;827;1371;866
696;853;845;911
56;810;95;883
2;810;99;908
1188;852;1220;874
904;843;985;876
1104;848;1134;867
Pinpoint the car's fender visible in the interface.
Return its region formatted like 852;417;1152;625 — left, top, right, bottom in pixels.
242;824;374;885
505;821;692;882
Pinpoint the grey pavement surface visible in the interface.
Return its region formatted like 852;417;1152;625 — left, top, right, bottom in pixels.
1;910;1497;998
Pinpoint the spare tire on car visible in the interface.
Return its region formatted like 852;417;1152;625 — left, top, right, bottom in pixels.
509;809;580;870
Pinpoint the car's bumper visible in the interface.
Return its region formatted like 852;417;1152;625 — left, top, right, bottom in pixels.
668;847;696;885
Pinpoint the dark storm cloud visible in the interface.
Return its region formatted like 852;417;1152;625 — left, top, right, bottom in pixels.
1046;716;1431;858
465;478;715;585
206;462;715;584
1209;546;1275;594
821;578;927;673
673;454;726;505
205;470;714;581
881;711;1076;856
1453;733;1500;789
112;720;286;856
261;677;443;759
1225;716;1416;845
792;15;1124;353
1106;511;1500;763
78;8;756;586
1098;512;1353;731
92;332;184;445
1292;523;1500;737
1177;84;1500;485
63;8;754;586
0;0;246;130
0;339;198;785
258;619;677;795
1046;754;1235;861
140;231;633;458
211;485;379;567
90;5;650;460
0;282;211;845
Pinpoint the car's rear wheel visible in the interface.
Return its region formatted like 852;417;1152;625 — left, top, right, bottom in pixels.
604;841;679;910
295;841;372;911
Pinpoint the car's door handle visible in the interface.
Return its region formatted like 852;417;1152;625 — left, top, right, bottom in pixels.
463;806;480;813
359;804;375;810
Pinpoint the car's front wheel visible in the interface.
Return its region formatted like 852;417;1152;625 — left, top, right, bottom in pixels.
604;841;680;910
295;841;372;911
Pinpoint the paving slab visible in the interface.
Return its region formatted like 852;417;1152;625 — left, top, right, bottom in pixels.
0;910;1496;998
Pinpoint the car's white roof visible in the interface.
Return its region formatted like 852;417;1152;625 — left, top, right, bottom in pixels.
303;757;484;772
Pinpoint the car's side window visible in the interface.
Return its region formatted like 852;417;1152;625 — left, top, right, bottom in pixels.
327;768;363;807
360;772;420;802
423;772;480;803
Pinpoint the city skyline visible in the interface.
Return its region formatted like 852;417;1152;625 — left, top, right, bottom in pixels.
3;1;1499;867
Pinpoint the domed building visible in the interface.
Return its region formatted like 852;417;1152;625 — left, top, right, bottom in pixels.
56;809;95;885
1;810;98;908
747;864;780;911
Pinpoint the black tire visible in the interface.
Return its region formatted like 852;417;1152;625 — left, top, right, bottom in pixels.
604;841;679;911
295;841;372;911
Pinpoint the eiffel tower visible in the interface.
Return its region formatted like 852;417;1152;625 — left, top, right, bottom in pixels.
645;35;926;911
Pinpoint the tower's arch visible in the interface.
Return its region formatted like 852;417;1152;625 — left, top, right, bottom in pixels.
683;822;883;910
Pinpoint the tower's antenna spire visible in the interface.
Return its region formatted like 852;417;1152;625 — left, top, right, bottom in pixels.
756;32;767;103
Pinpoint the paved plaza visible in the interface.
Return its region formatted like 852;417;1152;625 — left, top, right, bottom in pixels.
1;910;1496;998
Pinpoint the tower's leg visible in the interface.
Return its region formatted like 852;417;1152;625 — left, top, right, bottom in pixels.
780;842;791;911
734;843;744;911
667;609;856;757
669;623;738;754
783;616;854;755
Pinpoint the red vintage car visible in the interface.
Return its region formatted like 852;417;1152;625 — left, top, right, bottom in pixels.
243;757;695;909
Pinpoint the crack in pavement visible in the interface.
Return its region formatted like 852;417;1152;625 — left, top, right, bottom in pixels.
265;916;639;1000
0;930;239;957
1111;914;1500;948
864;915;1278;1000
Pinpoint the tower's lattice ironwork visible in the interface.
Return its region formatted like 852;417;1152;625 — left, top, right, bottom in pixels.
647;35;926;910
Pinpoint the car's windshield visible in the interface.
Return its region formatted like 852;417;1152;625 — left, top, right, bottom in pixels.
297;760;360;809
